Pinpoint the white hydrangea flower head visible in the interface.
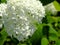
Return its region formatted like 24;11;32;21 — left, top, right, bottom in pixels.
0;3;7;29
44;3;57;15
7;0;45;22
3;0;45;41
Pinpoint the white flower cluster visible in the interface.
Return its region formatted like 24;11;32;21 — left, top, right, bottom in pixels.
7;0;45;22
0;3;7;29
2;0;45;41
44;3;57;15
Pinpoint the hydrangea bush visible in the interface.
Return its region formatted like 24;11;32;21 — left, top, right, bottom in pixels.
0;0;60;45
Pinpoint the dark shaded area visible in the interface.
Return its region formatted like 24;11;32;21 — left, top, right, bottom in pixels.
52;21;60;31
0;0;1;3
3;36;19;45
56;0;60;4
49;41;56;45
42;16;48;24
3;41;17;45
40;0;54;5
11;36;19;44
42;26;49;39
32;38;41;45
0;24;4;32
56;11;60;17
0;33;2;39
57;21;60;29
58;36;60;39
52;22;56;29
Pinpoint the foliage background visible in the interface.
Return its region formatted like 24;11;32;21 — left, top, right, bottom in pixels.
0;0;60;45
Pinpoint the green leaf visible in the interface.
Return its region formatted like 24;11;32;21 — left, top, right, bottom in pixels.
49;24;58;36
41;37;49;45
0;29;8;45
46;13;58;23
49;34;58;41
30;24;43;44
47;16;55;23
56;39;60;45
48;24;58;41
1;0;6;3
53;1;60;11
18;43;27;45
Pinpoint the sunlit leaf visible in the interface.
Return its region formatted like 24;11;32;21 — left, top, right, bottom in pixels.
41;37;49;45
53;1;60;11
